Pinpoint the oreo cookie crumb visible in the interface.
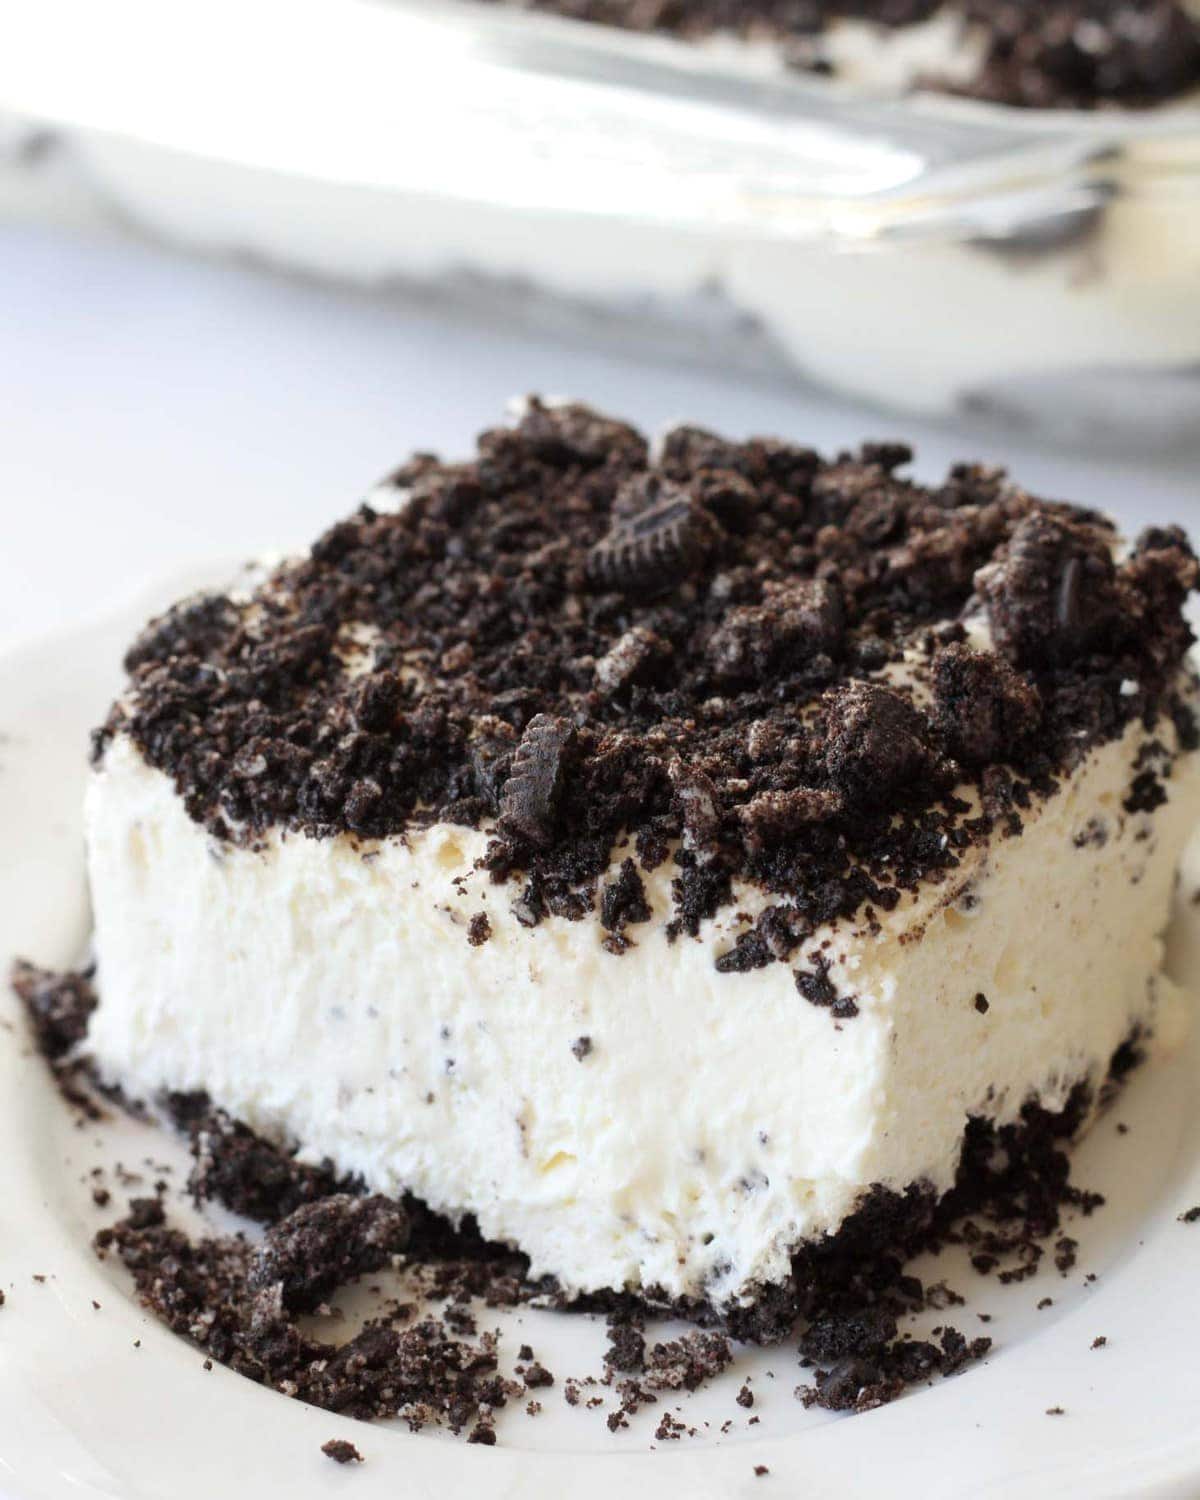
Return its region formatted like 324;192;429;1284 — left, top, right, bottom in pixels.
11;961;96;1061
823;683;936;806
249;1194;409;1312
498;714;577;849
931;645;1040;766
571;1035;593;1061
587;476;718;595
96;1202;513;1436
170;1098;349;1224
643;1332;734;1391
467;912;492;947
604;1317;647;1373
599;859;652;938
321;1439;363;1465
795;955;859;1021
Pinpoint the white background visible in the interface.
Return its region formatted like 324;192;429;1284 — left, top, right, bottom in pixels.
1;218;1198;656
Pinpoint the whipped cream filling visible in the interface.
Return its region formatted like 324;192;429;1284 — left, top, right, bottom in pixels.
85;695;1200;1307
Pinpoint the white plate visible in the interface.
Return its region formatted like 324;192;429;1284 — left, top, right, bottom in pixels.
2;573;1200;1500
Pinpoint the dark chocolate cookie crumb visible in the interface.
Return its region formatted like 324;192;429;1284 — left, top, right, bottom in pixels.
706;579;843;686
96;1204;510;1436
643;1332;734;1391
588;476;719;595
11;962;97;1061
498;714;578;849
321;1439;363;1465
249;1194;409;1312
604;1317;647;1373
978;511;1119;670
571;1035;593;1061
795;955;859;1020
467;912;492;947
594;627;672;698
932;645;1041;766
170;1098;348;1224
1125;769;1168;814
823;683;936;806
974;993;990;1014
599;858;652;937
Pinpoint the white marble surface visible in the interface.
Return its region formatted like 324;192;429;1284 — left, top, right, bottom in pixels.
1;219;1197;656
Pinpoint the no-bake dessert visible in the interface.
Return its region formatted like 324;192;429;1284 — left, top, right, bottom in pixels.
83;398;1199;1337
486;0;1200;109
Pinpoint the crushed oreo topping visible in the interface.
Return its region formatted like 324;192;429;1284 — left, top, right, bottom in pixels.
706;579;843;686
599;857;652;937
97;401;1196;971
977;510;1122;668
11;961;96;1061
795;953;859;1020
823;682;939;805
249;1194;410;1312
587;475;719;595
498;714;578;849
476;0;1200;108
168;1095;349;1224
604;1315;647;1372
931;645;1041;766
11;962;111;1120
594;625;673;698
321;1439;363;1464
96;1201;511;1434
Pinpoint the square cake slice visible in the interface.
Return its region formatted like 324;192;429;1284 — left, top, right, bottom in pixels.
85;399;1200;1326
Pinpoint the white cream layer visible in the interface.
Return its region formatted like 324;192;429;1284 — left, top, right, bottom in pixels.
86;710;1199;1307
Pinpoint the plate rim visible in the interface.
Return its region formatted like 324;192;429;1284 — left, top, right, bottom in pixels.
2;577;1200;1500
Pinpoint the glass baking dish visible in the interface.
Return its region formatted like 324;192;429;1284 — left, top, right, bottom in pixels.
1;0;1197;442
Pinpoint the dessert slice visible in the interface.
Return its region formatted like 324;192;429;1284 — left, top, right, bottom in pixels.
86;399;1200;1327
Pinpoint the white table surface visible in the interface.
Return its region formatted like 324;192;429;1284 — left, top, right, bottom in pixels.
1;218;1198;657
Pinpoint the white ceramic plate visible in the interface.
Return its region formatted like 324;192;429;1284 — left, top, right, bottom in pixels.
3;572;1200;1500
